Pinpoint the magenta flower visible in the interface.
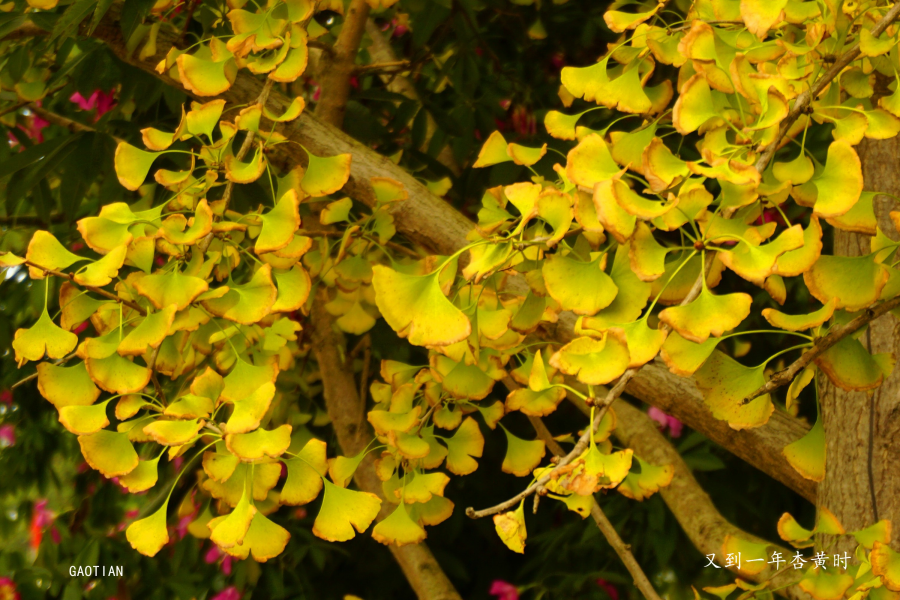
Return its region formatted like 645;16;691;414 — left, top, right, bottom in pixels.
30;500;57;550
0;576;21;600
210;586;241;600
648;407;683;438
0;425;14;448
597;578;619;600
69;90;116;121
489;580;519;600
205;545;234;575
0;390;12;404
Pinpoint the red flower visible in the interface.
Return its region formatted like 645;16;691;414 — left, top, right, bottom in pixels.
0;390;11;405
210;585;240;600
30;500;58;550
596;578;619;600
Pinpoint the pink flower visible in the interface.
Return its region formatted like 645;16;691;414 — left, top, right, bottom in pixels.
210;586;241;600
489;580;519;600
0;576;20;600
596;578;619;600
21;113;49;143
69;90;116;121
205;545;233;575
0;425;14;448
648;407;683;438
73;322;89;335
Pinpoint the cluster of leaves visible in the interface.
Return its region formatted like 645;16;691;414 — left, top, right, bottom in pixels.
4;0;900;598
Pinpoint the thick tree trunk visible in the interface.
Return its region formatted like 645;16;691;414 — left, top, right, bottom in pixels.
819;137;900;553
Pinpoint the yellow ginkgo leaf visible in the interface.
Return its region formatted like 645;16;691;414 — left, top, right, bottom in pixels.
282;438;327;506
542;252;618;315
78;430;139;477
371;503;426;547
126;503;170;557
144;419;204;446
492;502;527;553
501;426;546;477
473;131;513;168
659;287;752;343
114;143;162;191
618;456;674;501
118;457;161;493
300;150;351;197
58;399;112;435
220;512;291;562
225;424;292;462
176;53;237;96
202;264;277;324
372;266;471;347
256;190;301;254
549;332;631;385
37;361;100;409
312;479;382;542
694;352;774;430
25;231;86;279
445;417;484;476
209;477;257;549
13;308;78;366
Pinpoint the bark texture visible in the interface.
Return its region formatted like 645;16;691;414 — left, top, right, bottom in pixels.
819;137;900;552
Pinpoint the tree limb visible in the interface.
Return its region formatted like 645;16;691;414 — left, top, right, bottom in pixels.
744;295;900;404
24;259;147;315
313;0;370;128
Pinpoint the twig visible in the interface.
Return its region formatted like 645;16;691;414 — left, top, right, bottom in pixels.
355;60;410;73
753;2;900;173
0;101;29;119
24;259;147;315
313;0;371;127
11;351;77;390
28;104;127;145
221;79;274;211
743;295;900;403
524;408;664;600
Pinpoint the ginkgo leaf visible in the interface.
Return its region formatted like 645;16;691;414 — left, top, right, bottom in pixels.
550;332;631;385
320;197;352;224
26;231;86;278
300;151;351;197
203;265;277;324
660;332;719;376
721;536;771;576
221;357;279;402
445;417;484;475
501;426;546;477
673;74;721;134
372;502;427;547
134;270;209;311
13;308;78;365
584;445;633;489
144;419;204;446
118;306;177;356
84;353;152;394
282;438;327;506
542;252;618;315
583;244;651;330
312;479;381;542
176;53;237;96
617;456;674;501
694;352;774;430
271;264;312;312
659;288;752;343
799;569;855;600
493;502;527;553
741;0;788;39
58;399;112;435
209;477;257;548
544;109;592;140
604;5;660;32
220;511;291;562
126;503;169;557
159;200;214;245
372;266;471;347
815;336;887;392
473;131;513;168
762;299;835;331
809;141;864;218
805;253;889;312
224;145;266;184
872;542;900;592
256;191;301;254
114;143;162;191
78;430;139;477
775;216;823;277
185;99;226;140
566;134;622;188
852;520;892;549
593;179;637;243
224;382;275;434
225;424;292;462
118;457;161;493
37;361;100;408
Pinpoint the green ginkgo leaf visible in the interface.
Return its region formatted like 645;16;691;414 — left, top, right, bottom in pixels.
617;456;674;501
300;150;351;197
372;502;427;547
185;99;226;140
566;133;622;188
617;319;668;369
672;74;720;134
221;357;279;402
312;479;382;542
694;352;773;430
13;308;78;365
804;254;889;311
118;306;178;357
815;335;888;392
542;252;618;316
719;225;805;285
78;430;139;477
582;244;651;330
372;266;471;347
202;264;277;324
501;426;546;477
176;53;237;96
808;141;864;218
126;502;169;557
320;197;352;224
659;331;720;376
798;567;854;600
659;287;752;343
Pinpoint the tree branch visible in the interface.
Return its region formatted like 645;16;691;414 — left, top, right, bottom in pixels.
24;259;147;315
753;2;900;173
221;79;273;211
523;395;664;600
313;0;370;128
744;295;900;403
